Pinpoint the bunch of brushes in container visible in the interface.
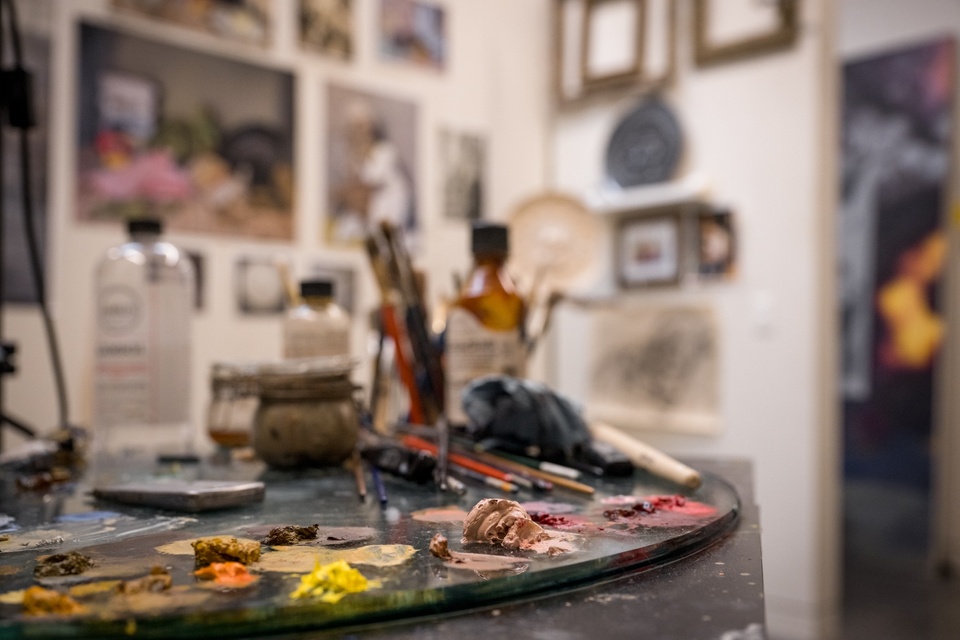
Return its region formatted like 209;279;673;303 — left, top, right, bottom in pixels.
356;222;701;506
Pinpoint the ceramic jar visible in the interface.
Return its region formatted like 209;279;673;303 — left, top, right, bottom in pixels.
252;358;358;467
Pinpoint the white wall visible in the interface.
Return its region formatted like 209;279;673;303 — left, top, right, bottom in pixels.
550;1;836;638
838;0;960;588
2;0;551;450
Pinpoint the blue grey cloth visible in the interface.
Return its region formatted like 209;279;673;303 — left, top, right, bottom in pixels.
461;376;590;462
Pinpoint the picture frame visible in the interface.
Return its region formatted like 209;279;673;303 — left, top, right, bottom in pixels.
696;206;736;278
555;0;675;105
616;208;682;288
693;0;799;68
580;0;643;91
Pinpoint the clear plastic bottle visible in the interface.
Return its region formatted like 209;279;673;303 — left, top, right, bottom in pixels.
282;280;352;359
93;218;195;458
445;222;526;424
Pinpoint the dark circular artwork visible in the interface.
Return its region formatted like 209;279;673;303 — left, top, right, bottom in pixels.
605;99;683;188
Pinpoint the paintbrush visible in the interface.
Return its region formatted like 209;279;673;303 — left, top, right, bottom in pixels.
590;422;702;489
351;451;367;502
467;449;595;496
450;464;519;493
365;236;426;424
400;434;534;490
369;463;387;507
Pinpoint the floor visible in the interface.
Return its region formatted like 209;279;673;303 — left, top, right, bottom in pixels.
841;481;960;640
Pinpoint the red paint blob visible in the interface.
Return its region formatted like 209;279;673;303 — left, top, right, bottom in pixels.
602;495;717;528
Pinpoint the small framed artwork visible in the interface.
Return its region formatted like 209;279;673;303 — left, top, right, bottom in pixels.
616;209;681;288
379;0;445;71
112;0;271;47
581;0;643;90
555;0;675;104
300;0;352;60
234;256;288;314
693;0;799;67
697;206;736;278
439;129;485;221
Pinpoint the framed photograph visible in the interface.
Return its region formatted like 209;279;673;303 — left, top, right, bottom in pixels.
300;0;353;60
697;206;736;278
326;83;418;247
379;0;445;71
616;210;681;287
439;129;485;221
77;23;295;240
556;0;675;104
693;0;799;67
112;0;271;47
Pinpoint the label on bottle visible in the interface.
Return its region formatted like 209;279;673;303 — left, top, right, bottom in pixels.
94;273;192;455
445;307;526;424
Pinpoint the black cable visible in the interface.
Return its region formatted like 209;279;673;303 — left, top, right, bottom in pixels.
3;0;70;430
0;0;7;451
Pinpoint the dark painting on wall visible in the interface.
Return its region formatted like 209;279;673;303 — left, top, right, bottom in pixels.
76;23;295;240
838;38;954;554
2;32;49;304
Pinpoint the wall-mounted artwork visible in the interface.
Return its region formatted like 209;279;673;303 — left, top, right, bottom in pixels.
76;23;295;240
693;0;798;67
839;38;954;553
326;83;418;247
555;0;675;104
697;206;736;278
616;210;681;288
235;255;289;314
439;129;485;221
379;0;445;71
112;0;271;47
3;32;49;304
300;0;352;60
587;305;719;436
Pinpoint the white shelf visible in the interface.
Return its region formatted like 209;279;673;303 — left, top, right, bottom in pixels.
584;173;711;215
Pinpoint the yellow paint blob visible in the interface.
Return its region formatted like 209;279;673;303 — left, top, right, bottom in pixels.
290;560;369;603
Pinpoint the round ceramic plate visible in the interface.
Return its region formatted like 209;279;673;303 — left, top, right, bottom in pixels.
508;192;601;290
605;99;683;188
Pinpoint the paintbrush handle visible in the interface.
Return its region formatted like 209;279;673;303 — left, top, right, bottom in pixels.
590;422;702;490
401;434;531;489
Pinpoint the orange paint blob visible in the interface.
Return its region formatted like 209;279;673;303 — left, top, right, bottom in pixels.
194;562;258;588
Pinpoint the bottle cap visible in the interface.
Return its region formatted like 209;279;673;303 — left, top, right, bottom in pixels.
300;280;334;298
471;222;509;256
128;218;162;236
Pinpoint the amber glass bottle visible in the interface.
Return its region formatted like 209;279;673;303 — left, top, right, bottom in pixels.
445;223;526;424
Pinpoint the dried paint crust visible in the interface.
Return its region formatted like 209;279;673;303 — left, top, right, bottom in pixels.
22;586;86;616
192;537;261;568
34;552;94;578
118;567;172;595
262;525;319;546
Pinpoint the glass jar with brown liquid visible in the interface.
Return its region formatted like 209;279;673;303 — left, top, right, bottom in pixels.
444;223;526;424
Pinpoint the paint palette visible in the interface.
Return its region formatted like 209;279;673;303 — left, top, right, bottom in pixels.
0;462;739;638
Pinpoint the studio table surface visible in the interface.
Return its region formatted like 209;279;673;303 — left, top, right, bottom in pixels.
0;456;762;640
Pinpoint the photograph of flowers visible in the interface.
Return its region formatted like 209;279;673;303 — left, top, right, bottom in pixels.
76;22;295;240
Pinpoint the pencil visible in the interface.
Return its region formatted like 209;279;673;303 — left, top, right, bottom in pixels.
450;464;519;493
469;449;596;496
369;463;388;507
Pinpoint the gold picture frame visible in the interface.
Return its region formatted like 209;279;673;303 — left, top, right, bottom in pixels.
554;0;675;105
693;0;799;67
